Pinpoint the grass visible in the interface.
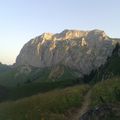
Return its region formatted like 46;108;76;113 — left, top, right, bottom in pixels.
6;79;82;100
0;84;89;120
91;77;120;106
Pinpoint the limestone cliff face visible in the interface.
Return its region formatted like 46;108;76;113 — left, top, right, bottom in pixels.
16;29;116;77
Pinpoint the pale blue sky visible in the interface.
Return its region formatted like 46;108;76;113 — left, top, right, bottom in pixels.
0;0;120;64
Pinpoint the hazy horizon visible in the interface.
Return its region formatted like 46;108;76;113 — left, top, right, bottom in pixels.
0;0;120;65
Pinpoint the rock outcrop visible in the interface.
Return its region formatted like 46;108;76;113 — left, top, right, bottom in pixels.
79;103;120;120
16;29;117;77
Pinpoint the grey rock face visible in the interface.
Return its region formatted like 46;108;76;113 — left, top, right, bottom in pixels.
16;29;116;77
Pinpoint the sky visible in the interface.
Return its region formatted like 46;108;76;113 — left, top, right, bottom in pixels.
0;0;120;65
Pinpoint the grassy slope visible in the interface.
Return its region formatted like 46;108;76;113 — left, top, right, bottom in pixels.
90;77;120;120
0;85;89;120
0;65;78;87
89;46;120;119
0;65;80;101
91;77;120;106
6;79;81;100
0;67;46;87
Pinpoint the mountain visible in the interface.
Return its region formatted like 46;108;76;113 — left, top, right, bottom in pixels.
16;29;117;78
0;29;120;88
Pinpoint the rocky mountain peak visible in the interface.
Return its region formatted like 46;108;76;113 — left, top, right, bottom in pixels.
41;33;53;40
54;29;88;40
87;29;107;40
16;29;116;77
34;29;107;42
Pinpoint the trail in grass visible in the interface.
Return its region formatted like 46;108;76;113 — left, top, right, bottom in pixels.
70;90;91;120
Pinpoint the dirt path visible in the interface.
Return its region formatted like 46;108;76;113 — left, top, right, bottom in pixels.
70;90;91;120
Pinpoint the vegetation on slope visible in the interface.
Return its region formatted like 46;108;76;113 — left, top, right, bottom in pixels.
91;43;120;84
6;78;83;100
0;85;89;120
0;65;78;87
91;78;120;106
86;78;120;120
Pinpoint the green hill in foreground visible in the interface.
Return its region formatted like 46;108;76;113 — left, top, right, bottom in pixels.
0;85;89;120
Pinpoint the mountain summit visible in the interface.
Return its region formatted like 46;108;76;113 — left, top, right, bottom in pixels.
16;29;117;77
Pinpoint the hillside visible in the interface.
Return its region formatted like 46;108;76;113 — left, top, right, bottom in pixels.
91;43;120;83
0;65;79;87
0;85;90;120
